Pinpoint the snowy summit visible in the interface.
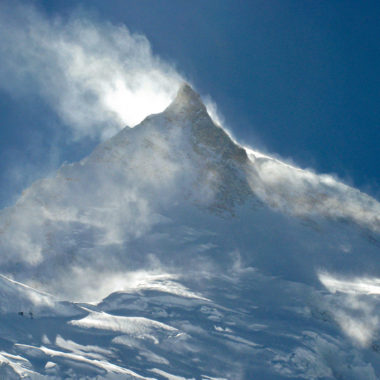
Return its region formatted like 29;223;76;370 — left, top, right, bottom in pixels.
0;84;379;379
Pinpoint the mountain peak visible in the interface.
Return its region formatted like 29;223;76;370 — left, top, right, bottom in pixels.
175;82;201;103
166;83;207;116
161;82;248;165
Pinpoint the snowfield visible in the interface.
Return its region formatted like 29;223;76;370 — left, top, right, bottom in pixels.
0;84;379;379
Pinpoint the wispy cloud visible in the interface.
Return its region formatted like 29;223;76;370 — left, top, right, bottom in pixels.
0;1;183;140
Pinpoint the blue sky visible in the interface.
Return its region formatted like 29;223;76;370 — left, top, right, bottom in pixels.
0;0;379;207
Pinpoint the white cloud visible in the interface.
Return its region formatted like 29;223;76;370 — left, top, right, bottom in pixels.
0;1;183;140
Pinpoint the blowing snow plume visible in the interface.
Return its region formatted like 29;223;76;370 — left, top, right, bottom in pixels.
0;2;183;140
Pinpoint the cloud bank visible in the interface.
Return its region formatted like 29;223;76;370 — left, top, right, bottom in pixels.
0;2;183;140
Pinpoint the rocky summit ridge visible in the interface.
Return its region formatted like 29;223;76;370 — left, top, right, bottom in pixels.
166;83;248;163
86;83;253;213
166;82;207;115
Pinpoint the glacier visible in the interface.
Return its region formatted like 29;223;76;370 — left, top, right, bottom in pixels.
0;84;379;379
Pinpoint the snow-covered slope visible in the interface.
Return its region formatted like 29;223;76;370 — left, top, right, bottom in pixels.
0;84;379;379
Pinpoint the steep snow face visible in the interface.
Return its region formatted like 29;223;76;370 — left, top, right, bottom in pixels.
0;84;379;378
1;266;380;379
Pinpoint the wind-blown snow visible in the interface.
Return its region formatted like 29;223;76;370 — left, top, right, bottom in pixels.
69;312;178;337
245;148;380;233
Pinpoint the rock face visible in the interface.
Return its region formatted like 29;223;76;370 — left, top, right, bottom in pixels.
88;83;253;213
0;84;379;379
166;83;248;162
